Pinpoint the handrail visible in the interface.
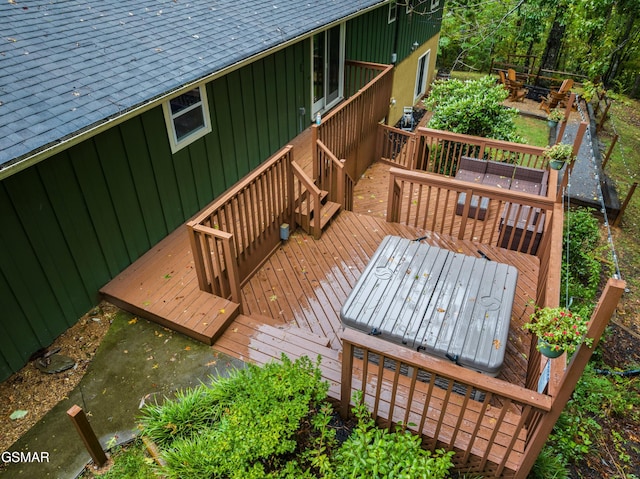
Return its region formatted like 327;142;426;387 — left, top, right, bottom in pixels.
414;127;548;174
316;139;354;210
187;224;241;304
340;328;552;477
376;125;417;170
291;160;322;239
187;145;294;300
313;60;394;205
386;167;556;254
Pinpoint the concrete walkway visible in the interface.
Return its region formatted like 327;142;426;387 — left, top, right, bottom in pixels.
0;310;244;479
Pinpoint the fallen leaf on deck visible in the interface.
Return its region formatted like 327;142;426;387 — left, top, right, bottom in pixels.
269;294;278;302
219;308;225;314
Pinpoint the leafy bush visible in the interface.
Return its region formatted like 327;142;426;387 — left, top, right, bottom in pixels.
562;207;609;318
424;76;522;143
139;356;458;479
332;392;454;479
139;355;328;479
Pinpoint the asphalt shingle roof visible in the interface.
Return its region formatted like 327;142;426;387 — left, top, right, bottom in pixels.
0;0;385;169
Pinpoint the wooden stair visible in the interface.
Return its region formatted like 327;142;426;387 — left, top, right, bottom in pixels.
295;189;341;237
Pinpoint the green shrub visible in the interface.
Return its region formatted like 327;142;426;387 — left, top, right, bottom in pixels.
546;363;640;466
529;446;569;479
424;76;522;143
332;392;455;479
562;207;609;318
139;355;328;479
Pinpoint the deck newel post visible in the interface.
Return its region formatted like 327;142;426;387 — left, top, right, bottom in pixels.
187;222;211;293
312;124;319;184
222;235;242;311
286;147;295;228
386;169;398;222
340;338;354;419
516;278;626;479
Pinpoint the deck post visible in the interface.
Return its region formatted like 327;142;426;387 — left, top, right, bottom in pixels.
187;223;212;293
516;278;626;478
340;338;354;419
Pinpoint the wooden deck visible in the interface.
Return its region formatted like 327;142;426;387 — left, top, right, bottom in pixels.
101;205;538;389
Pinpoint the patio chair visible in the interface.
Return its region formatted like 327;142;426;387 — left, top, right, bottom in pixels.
539;78;574;113
506;69;527;102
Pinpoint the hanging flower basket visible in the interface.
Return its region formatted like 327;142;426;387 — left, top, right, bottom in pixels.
523;306;593;357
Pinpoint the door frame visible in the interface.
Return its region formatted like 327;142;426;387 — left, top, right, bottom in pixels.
311;23;346;117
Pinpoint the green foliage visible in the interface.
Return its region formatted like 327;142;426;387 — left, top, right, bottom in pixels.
529;446;569;479
332;392;455;479
90;440;156;479
425;76;522;143
140;357;458;478
523;307;592;355
140;355;328;479
547;363;640;466
562;207;609;318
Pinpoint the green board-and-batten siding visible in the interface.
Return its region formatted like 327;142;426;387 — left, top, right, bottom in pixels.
0;40;311;381
345;2;443;64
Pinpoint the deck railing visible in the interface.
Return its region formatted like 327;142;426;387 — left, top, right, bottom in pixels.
315;139;354;211
313;60;394;209
187;146;295;302
386;167;557;255
376;125;418;170
340;275;625;478
378;126;549;174
291;160;323;239
341;327;553;477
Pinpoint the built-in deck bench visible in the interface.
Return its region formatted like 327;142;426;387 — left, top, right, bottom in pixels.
454;156;549;253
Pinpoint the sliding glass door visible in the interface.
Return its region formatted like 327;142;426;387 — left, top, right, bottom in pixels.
312;24;344;116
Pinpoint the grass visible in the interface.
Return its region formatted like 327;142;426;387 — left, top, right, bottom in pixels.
514;115;549;147
598;97;640;328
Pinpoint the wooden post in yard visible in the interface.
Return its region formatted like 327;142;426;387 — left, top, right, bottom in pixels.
67;404;107;467
601;134;618;169
613;182;638;228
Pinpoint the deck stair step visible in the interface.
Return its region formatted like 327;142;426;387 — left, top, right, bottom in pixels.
295;189;342;235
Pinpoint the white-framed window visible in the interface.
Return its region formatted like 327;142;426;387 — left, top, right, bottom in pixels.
414;50;431;102
163;85;212;153
388;1;397;23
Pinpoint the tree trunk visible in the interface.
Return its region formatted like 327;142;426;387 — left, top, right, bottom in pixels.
604;14;636;86
540;19;565;72
630;73;640;99
535;14;566;85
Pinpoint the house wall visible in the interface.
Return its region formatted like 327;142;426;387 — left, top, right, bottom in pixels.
346;0;443;126
0;41;311;381
0;2;444;380
388;35;440;125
